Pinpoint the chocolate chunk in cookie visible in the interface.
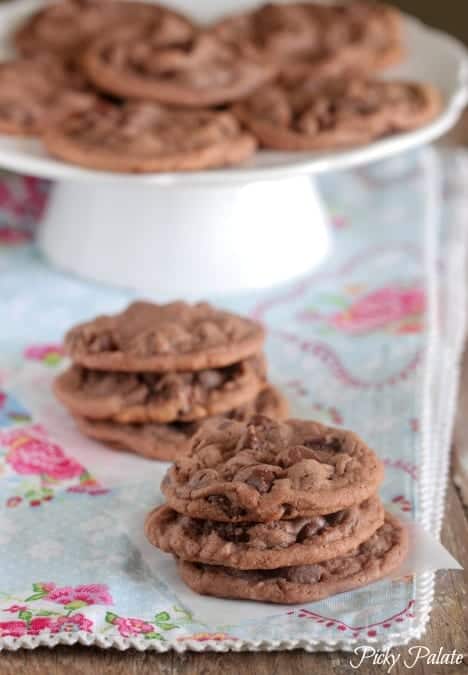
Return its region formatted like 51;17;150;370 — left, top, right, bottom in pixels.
178;512;408;603
14;0;194;58
145;495;384;568
43;102;257;173
73;385;288;462
64;301;264;372
82;25;277;107
234;77;441;152
54;355;266;424
162;416;384;521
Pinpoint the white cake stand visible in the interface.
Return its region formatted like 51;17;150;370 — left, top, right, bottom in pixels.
1;0;467;299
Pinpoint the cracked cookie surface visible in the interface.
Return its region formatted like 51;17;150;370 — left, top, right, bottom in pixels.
64;301;265;371
234;77;441;152
14;0;194;57
214;1;402;79
43;102;257;173
162;415;384;521
0;56;94;136
82;25;276;107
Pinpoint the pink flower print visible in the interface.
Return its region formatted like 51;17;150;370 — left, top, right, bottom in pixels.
47;583;112;607
410;418;420;433
6;436;84;480
392;495;412;513
39;582;56;593
115;617;153;637
0;620;27;638
329;286;425;335
6;496;22;508
0;183;12;208
0;391;5;408
0;227;31;245
0;176;47;224
4;605;27;613
178;632;237;642
44;586;75;605
24;344;64;366
1;424;46;446
51;613;93;633
391;321;423;335
22;176;49;221
28;617;55;635
67;481;108;496
331;213;347;230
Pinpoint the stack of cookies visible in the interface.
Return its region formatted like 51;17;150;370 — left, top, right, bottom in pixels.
0;0;442;172
54;301;288;461
145;416;408;604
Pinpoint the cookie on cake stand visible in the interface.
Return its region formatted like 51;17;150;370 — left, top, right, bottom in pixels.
0;0;466;299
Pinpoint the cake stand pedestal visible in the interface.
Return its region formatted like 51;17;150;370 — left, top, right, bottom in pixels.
38;176;331;298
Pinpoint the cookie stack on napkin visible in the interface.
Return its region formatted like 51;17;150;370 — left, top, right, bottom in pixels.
145;416;408;603
54;301;288;461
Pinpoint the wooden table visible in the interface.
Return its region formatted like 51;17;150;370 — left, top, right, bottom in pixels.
2;119;468;675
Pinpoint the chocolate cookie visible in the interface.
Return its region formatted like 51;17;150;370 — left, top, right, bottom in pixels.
234;77;441;151
145;496;384;569
64;301;265;372
82;27;277;107
73;385;288;461
14;0;194;58
280;1;403;82
161;416;384;522
42;102;257;173
54;355;266;424
177;513;407;604
214;1;402;79
0;57;93;137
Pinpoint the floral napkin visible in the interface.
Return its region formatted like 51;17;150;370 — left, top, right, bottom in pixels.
0;147;466;652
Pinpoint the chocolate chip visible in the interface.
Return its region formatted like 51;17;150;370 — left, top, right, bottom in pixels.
282;564;324;584
239;424;262;451
278;445;312;467
206;494;246;517
188;468;218;489
233;464;280;493
212;522;250;544
304;437;342;452
281;503;295;518
297;516;327;542
327;509;348;526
